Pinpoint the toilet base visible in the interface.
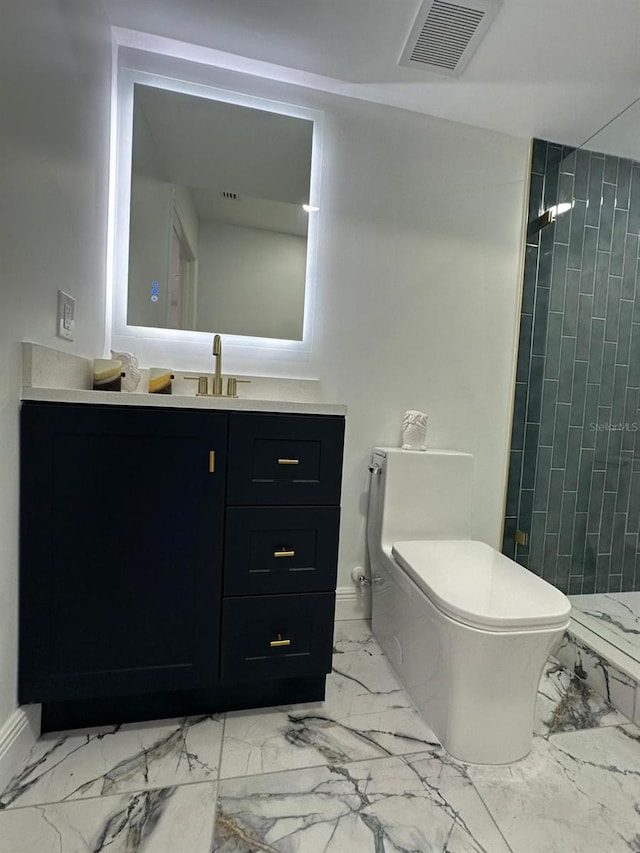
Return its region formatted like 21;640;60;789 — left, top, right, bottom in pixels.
372;554;566;765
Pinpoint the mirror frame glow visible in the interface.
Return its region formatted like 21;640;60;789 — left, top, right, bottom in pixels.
109;65;323;371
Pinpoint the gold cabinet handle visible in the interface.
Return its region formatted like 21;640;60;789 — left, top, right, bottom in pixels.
274;550;295;558
209;450;215;473
277;458;299;465
270;633;291;648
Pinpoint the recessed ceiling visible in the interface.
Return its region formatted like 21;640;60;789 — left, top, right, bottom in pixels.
100;0;640;146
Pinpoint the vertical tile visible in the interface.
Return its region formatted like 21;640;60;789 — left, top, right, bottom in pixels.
515;313;533;384
543;532;559;583
564;426;582;490
617;157;632;210
558;337;576;404
568;200;586;270
510;382;527;451
587;318;605;385
596;553;611;592
599;491;616;553
572;511;588;574
586;154;604;228
626;472;640;534
597;182;616;251
529;511;547;575
546;468;564;534
538;228;554;287
562;269;580;336
597;342;616;407
604;155;618;184
616;302;633;365
540;378;559;445
592;252;610;318
611;512;627;574
628;166;640;234
605;429;624;493
577;448;595;513
582;383;600;448
552;403;571;469
545;312;563;379
608;574;622;592
550;243;568;312
622;233;639;300
528;172;545;221
580;226;598;293
532;286;550;357
522;422;540;491
587;469;605;533
610;208;628;276
570;360;588;427
527;355;545;424
584;534;598;591
574;148;590;201
575;293;593;361
622;533;637;590
611;364;629;425
628;324;640;388
502;516;516;559
568;576;583;594
531;139;548;175
505;450;522;517
557;554;571;588
616;450;633;512
534;445;553;512
604;276;622;342
622;389;640;450
559;491;577;554
554;172;573;244
522;244;539;314
594;408;611;468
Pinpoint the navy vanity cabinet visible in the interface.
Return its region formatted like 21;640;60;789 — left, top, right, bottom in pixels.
19;402;227;704
220;412;344;686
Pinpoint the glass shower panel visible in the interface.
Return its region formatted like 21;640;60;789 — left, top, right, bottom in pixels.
504;127;640;595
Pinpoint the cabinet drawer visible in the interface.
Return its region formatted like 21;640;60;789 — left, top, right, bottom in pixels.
220;593;335;683
227;413;344;505
224;507;339;596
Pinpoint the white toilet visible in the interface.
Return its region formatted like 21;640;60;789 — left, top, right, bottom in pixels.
366;447;570;765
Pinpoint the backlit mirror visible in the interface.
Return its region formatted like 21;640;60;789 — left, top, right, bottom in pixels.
126;83;314;341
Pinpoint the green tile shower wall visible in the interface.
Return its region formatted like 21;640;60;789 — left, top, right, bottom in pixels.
503;138;640;595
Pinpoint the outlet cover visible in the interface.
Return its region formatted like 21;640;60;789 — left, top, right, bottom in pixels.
57;290;75;341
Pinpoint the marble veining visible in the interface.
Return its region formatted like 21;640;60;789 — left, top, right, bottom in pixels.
213;753;511;852
570;592;640;662
0;715;223;810
1;620;639;852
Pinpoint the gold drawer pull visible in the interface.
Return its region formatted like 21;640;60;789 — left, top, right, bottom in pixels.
274;550;295;558
277;458;299;465
270;634;291;648
208;450;215;473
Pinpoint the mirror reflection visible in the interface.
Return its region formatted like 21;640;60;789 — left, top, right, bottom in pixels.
127;84;314;340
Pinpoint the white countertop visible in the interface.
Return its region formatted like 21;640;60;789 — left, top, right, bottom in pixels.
21;386;347;417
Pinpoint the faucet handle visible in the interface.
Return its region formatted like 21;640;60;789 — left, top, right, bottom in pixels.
185;375;210;396
226;377;251;398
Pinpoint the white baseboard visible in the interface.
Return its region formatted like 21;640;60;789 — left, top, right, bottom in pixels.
0;705;41;792
335;585;371;621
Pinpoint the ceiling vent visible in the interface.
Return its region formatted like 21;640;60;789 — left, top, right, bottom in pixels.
399;0;501;77
220;191;238;200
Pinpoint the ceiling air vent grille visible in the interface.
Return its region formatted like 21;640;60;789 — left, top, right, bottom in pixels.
399;0;501;77
220;191;238;200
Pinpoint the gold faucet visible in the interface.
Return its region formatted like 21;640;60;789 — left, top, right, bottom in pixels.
212;334;223;396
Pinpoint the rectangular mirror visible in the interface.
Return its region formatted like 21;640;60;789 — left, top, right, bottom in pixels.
123;81;316;342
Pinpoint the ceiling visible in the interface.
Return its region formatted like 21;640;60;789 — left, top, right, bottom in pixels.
100;0;640;146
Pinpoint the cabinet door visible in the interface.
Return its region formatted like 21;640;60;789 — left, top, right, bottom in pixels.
19;403;227;703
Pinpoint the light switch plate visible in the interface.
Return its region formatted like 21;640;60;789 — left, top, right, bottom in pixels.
57;290;75;341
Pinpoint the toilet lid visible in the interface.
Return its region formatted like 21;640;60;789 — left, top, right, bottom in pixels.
391;540;571;632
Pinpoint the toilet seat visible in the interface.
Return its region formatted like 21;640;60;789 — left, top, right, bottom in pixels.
391;539;571;632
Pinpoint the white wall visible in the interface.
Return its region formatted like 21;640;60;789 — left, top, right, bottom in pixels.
196;221;306;339
115;53;530;594
0;1;112;729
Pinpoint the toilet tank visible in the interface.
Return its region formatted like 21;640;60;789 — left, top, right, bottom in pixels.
375;447;473;547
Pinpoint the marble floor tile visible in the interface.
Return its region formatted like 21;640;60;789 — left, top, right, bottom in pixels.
534;659;628;735
220;644;438;779
332;620;378;655
0;714;224;810
0;782;217;853
213;752;511;852
466;723;640;853
570;592;640;660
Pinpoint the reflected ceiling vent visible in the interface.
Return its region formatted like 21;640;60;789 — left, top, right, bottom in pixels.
399;0;501;77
